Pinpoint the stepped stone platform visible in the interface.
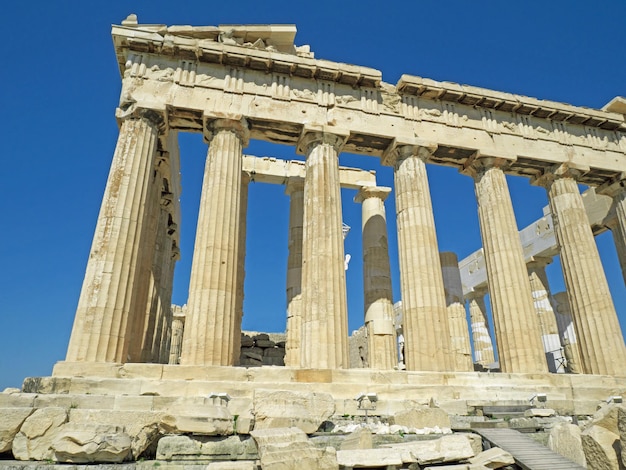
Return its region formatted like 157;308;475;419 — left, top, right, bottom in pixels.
29;364;626;417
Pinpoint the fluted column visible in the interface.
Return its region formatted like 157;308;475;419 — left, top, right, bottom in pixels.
466;289;496;367
297;126;349;369
159;241;179;363
355;186;397;370
382;142;451;371
168;305;186;365
599;179;626;287
180;118;249;366
538;165;626;375
66;108;165;363
551;292;582;374
440;252;473;371
233;173;250;366
284;178;304;367
527;257;564;372
466;156;547;373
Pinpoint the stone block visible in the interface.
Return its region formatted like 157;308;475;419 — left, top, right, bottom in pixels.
468;447;515;468
263;348;284;357
392;407;451;430
548;422;586;467
582;424;621;470
22;377;71;394
160;403;233;435
339;427;373;450
524;407;555;417
0;393;36;408
337;448;404;467
207;462;257;470
250;427;337;470
51;423;132;463
590;403;624;435
619;407;626;468
294;369;332;383
253;390;334;434
255;340;275;348
12;407;69;461
156;435;258;461
113;395;155;411
0;407;34;453
382;434;475;465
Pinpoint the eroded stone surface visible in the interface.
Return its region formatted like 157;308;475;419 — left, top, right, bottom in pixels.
392;407;451;430
156;435;257;461
382;434;475;465
12;407;69;461
548;422;587;467
252;390;334;433
51;423;131;463
468;447;515;469
582;424;621;470
0;408;34;453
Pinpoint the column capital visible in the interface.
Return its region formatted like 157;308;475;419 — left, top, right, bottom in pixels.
381;138;437;167
296;124;349;156
354;185;391;204
115;104;167;132
285;176;305;195
596;172;626;198
531;162;590;188
461;153;515;179
204;117;250;146
465;285;488;301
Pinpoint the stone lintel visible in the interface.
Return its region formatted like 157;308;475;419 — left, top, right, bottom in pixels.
354;186;391;204
241;155;376;189
531;162;591;188
596;172;626;197
296;124;349;156
381;137;437;167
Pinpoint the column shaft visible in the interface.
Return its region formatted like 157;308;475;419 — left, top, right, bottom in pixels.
181;119;248;366
299;131;349;369
472;160;547;373
233;174;250;365
393;146;451;371
285;178;304;367
168;305;185;365
546;173;626;375
356;187;397;370
468;292;495;367
552;291;582;373
440;252;473;371
66;112;163;362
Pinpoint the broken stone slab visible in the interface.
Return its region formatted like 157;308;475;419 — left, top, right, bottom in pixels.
524;407;555;417
391;407;451;430
160;400;233;436
548;422;587;467
252;390;334;434
382;434;475;465
336;448;404;468
468;447;515;468
68;409;162;459
587;403;624;435
619;407;626;468
581;424;621;470
12;407;69;461
156;435;258;461
51;423;132;463
250;427;338;470
0;408;34;453
339;428;373;451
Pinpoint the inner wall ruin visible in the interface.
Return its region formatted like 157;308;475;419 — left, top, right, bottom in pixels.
3;15;626;469
60;17;626;377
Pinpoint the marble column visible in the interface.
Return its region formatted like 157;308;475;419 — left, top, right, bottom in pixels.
233;173;250;366
168;305;186;365
466;157;547;373
439;252;473;371
355;186;397;370
551;291;582;373
66;108;165;363
382;142;451;371
599;179;626;287
466;289;496;368
284;177;304;367
159;240;179;363
538;166;626;375
527;258;564;373
297;127;349;369
180;118;249;366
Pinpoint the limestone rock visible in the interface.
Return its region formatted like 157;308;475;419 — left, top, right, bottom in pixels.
336;448;403;467
392;407;451;430
69;409;162;459
51;423;131;463
0;407;34;453
590;404;624;435
250;427;338;470
619;407;626;468
468;447;515;468
548;422;587;467
252;390;334;433
382;434;475;465
524;407;555;417
582;424;621;470
160;403;233;435
340;427;373;450
156;435;258;461
207;462;257;470
12;407;68;461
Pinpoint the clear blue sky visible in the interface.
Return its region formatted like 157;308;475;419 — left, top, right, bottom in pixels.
2;1;625;390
